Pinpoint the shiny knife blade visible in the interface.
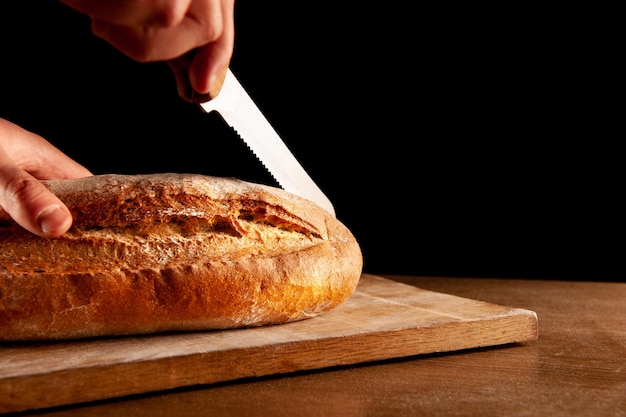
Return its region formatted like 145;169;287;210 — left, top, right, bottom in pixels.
197;68;336;216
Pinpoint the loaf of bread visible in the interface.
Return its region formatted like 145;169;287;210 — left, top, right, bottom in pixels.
0;173;362;341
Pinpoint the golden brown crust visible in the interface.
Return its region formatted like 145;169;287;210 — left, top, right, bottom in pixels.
0;174;362;340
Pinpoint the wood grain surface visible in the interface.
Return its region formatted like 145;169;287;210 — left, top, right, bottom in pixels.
0;274;537;413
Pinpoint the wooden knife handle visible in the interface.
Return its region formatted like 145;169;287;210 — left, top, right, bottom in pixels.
167;51;227;103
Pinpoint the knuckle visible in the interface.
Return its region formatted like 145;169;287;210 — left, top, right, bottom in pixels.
202;24;219;43
151;3;187;28
4;175;47;208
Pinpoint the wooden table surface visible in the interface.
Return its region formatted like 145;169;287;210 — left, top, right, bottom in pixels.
12;275;625;417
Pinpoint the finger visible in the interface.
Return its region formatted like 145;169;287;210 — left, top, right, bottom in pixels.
90;20;197;62
90;0;233;64
0;148;73;238
1;120;92;180
189;42;230;96
60;0;191;27
88;0;208;62
0;119;90;237
18;141;93;181
189;0;235;95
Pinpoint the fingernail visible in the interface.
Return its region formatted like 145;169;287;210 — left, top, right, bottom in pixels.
37;205;70;236
207;66;229;99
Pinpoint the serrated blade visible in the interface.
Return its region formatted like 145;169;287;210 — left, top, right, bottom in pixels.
198;68;335;216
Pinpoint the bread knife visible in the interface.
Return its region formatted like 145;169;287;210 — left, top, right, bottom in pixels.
169;60;336;217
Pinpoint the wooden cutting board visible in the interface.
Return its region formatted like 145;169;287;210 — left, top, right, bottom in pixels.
0;274;537;413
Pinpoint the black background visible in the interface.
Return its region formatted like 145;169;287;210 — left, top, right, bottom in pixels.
1;3;621;281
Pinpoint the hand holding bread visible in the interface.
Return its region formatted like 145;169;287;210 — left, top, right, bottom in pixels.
0;173;362;340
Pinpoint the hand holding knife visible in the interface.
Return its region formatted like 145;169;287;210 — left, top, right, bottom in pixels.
168;56;336;217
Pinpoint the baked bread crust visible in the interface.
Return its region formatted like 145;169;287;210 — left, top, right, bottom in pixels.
0;173;362;340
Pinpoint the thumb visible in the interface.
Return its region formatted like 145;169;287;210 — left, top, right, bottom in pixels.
0;160;73;238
